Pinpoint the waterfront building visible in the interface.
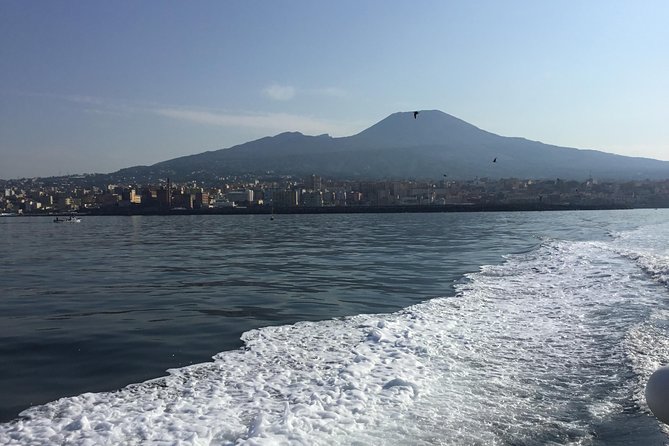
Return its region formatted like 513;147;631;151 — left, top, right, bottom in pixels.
226;190;253;205
302;191;323;207
273;189;299;208
194;192;210;209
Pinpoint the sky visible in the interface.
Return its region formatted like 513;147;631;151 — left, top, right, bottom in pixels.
1;0;668;179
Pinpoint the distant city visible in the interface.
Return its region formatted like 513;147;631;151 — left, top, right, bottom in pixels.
2;173;669;216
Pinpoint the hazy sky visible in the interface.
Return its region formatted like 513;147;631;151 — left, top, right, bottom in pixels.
1;1;667;179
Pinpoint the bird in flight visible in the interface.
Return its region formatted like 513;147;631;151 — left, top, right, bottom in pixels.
413;111;419;119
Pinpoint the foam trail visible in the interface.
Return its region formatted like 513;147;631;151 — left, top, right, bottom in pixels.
2;238;668;445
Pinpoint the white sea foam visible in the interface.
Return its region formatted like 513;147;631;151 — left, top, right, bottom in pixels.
2;235;669;445
609;222;669;436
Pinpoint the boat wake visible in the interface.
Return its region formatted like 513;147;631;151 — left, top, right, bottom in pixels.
2;234;669;445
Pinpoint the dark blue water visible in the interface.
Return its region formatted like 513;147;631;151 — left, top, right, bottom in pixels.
0;211;646;424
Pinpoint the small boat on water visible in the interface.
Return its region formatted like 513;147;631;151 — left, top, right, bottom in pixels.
53;216;81;223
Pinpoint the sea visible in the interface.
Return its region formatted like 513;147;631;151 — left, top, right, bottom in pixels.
1;209;669;445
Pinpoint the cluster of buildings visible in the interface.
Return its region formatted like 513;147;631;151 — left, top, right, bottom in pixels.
2;174;669;215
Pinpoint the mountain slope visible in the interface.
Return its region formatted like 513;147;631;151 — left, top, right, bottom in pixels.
112;110;669;182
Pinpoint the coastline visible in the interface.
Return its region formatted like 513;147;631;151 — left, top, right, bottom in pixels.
2;202;644;217
71;202;640;216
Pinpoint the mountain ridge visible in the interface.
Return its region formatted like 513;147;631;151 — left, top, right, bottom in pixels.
111;110;669;182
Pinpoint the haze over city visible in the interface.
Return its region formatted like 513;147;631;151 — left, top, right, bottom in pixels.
1;0;668;179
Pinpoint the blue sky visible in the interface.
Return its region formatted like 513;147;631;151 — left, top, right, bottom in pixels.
1;0;667;179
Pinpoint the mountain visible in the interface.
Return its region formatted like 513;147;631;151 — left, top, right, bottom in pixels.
112;110;669;182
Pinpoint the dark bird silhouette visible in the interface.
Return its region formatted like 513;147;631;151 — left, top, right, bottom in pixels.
413;111;419;119
493;157;497;163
